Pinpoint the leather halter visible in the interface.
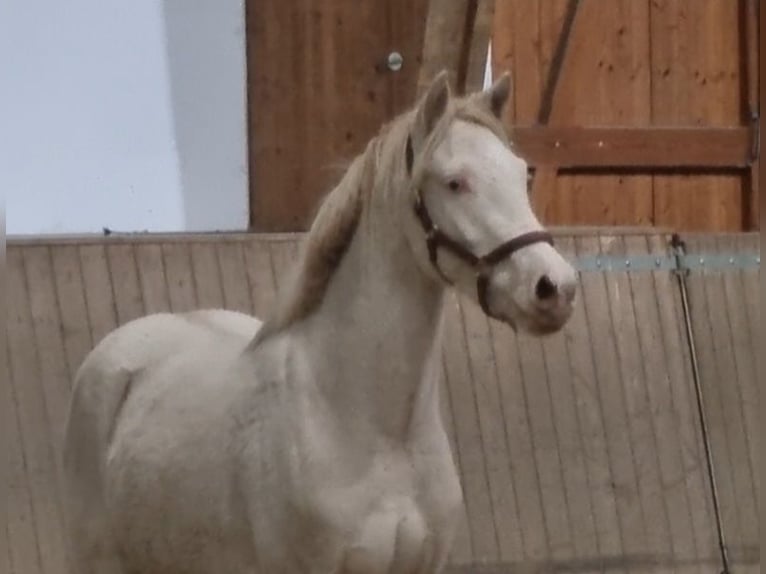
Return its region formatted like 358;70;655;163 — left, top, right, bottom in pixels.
406;135;554;317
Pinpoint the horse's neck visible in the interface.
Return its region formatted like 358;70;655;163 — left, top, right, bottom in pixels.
295;196;445;441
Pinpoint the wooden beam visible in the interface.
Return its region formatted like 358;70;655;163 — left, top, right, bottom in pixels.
417;0;494;96
526;0;581;217
512;126;754;169
741;0;760;229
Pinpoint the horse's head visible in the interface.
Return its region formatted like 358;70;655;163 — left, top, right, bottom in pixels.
402;71;577;335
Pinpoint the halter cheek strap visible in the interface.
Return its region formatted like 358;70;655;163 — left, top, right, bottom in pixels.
406;135;554;318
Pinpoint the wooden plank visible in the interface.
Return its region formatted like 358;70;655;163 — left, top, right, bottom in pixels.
23;247;72;491
683;239;746;566
459;299;521;562
512;126;753;168
385;0;430;115
216;242;254;314
650;0;744;231
646;234;720;571
50;245;94;380
537;239;600;564
134;243;172;315
442;295;495;562
189;242;226;310
78;244;118;345
624;235;702;574
548;236;624;565
463;0;495;93
267;239;300;291
7;249;68;574
242;239;278;319
161;243;198;313
247;1;394;231
533;1;653;228
685;235;758;571
6;338;43;574
513;331;574;561
417;0;472;94
437;346;473;567
574;236;649;564
106;244;145;326
488;313;549;561
742;0;759;230
599;236;674;563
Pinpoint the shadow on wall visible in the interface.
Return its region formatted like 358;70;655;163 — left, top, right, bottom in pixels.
161;0;249;232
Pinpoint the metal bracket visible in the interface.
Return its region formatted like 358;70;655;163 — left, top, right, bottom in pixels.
573;252;760;273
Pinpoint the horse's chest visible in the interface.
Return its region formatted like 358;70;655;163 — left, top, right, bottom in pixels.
341;496;434;573
305;456;462;573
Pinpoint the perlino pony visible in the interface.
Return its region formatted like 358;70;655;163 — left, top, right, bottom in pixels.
62;71;577;574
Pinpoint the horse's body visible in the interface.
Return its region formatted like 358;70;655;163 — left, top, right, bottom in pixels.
62;73;577;573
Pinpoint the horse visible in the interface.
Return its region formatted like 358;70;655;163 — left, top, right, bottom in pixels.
61;71;578;574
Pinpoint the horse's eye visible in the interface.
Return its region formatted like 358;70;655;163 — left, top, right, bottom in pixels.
447;179;461;192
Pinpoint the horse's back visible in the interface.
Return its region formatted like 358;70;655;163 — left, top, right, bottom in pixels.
62;309;262;573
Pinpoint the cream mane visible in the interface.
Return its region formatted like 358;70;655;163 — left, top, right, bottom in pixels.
253;95;510;343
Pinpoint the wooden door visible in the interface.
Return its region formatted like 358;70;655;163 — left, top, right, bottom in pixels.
246;0;428;231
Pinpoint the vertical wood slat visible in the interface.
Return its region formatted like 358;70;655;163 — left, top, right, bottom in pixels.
7;249;68;574
242;239;278;319
514;331;574;561
79;245;118;344
436;344;473;567
684;235;759;572
488;314;549;561
216;242;254;314
50;246;93;381
575;236;650;564
161;244;197;313
599;236;675;563
134;244;171;315
650;0;744;231
247;1;428;231
438;297;476;566
190;243;226;310
646;235;720;570
741;0;759;230
548;236;625;565
459;298;519;562
538;238;600;565
441;295;489;562
6;337;43;574
624;235;704;574
106;244;145;326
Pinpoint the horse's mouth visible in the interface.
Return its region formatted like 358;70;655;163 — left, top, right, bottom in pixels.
495;301;573;337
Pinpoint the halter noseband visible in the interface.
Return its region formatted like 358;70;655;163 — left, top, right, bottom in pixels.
406;135;554;318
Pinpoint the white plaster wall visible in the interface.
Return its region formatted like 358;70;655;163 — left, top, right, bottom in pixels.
2;0;249;235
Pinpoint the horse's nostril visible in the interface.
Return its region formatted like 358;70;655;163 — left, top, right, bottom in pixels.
535;275;558;300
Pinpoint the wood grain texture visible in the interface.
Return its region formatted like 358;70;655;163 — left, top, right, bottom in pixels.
650;0;745;231
512;127;753;168
5;232;759;573
247;0;428;231
683;234;759;573
491;0;754;231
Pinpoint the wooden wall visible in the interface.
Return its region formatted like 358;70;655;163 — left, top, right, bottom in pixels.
246;0;429;231
247;0;759;232
492;0;758;231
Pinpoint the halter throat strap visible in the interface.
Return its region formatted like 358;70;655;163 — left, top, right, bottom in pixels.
406;135;554;317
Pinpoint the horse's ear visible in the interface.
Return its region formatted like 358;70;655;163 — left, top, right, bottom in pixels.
416;70;451;136
478;71;512;118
